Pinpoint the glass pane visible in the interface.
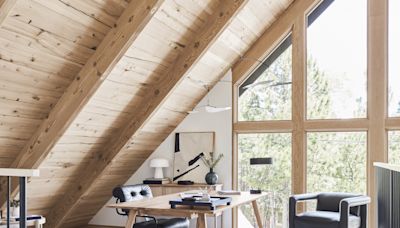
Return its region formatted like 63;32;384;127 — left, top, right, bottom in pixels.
307;0;367;119
389;131;400;164
307;132;367;194
389;0;400;117
238;133;291;228
238;37;292;121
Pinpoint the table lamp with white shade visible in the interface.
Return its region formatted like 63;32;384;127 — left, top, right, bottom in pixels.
150;158;169;179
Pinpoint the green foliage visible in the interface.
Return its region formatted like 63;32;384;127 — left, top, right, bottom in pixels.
237;47;368;227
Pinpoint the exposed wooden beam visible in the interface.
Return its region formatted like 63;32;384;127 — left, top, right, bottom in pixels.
0;0;17;25
367;0;388;226
45;0;247;227
232;0;322;85
233;121;293;133
0;0;163;206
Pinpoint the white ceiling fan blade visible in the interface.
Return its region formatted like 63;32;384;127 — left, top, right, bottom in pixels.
205;105;232;113
271;81;292;87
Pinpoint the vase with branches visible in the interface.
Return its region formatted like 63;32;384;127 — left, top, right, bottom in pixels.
201;152;224;185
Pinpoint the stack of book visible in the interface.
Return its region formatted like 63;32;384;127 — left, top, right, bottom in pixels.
143;178;170;184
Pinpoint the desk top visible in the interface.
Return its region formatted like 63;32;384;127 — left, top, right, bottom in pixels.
0;168;40;177
374;162;400;172
108;191;267;216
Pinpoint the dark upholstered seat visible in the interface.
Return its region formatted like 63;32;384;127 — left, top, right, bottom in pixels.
289;192;370;228
112;184;189;228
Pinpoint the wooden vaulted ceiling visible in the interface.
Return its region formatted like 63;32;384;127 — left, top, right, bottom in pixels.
0;0;294;227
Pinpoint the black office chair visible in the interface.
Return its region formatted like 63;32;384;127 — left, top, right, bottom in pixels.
289;192;370;228
112;184;189;228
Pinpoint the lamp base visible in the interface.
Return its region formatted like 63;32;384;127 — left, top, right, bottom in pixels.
250;189;262;194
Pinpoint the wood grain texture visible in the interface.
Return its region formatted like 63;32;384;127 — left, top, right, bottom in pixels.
45;1;247;227
367;0;388;226
0;0;17;25
0;0;163;210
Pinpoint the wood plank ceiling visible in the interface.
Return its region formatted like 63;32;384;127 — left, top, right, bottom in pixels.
0;0;293;227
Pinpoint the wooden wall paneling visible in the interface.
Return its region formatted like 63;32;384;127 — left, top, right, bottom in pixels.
0;0;17;26
292;14;307;197
233;121;293;133
45;1;248;227
304;119;370;131
0;0;164;208
386;117;400;130
232;0;321;85
367;0;388;226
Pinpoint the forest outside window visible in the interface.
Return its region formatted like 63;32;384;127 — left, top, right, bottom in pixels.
238;36;292;121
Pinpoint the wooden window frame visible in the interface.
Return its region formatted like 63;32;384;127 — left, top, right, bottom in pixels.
232;0;395;227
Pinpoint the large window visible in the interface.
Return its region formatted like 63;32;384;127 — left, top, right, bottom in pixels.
388;131;400;164
238;133;291;228
307;132;367;194
307;0;367;119
238;36;292;121
234;0;398;227
388;0;400;117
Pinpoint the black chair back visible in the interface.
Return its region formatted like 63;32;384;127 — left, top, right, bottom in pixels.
112;184;153;215
317;192;360;215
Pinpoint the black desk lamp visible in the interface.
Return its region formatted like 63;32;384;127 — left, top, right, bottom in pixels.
249;157;273;194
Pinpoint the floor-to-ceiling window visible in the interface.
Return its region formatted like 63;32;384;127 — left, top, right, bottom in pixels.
237;36;292;227
233;0;399;227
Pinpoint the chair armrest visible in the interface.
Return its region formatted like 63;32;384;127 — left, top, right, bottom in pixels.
291;193;320;202
289;193;319;228
339;196;371;228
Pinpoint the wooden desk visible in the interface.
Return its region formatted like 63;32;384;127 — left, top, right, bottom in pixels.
108;191;267;228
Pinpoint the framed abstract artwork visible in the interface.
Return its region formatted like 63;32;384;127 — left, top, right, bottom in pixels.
173;132;215;183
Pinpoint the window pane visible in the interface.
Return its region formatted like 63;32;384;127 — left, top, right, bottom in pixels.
389;0;400;117
238;133;291;227
389;131;400;164
307;132;367;194
238;37;292;121
307;0;367;119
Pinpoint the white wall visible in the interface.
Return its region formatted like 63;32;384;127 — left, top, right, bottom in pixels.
90;72;233;227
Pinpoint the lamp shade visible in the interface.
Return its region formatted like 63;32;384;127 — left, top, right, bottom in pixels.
150;158;169;168
250;157;273;165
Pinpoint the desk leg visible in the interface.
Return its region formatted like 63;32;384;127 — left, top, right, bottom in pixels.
197;213;207;228
252;200;263;228
125;210;138;228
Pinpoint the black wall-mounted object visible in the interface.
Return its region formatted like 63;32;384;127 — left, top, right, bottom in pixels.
250;157;273;165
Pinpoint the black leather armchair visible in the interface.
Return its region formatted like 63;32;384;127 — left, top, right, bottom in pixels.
113;184;189;228
289;192;370;228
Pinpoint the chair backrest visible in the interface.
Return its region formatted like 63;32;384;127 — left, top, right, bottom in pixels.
112;184;153;203
316;192;361;215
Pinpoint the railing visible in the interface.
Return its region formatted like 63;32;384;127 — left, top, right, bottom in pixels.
0;168;39;228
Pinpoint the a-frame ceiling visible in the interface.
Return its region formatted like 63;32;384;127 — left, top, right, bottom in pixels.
0;0;294;227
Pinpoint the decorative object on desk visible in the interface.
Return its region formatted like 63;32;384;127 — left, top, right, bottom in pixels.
249;157;273;194
150;158;169;179
10;200;19;218
143;178;170;185
170;196;232;210
177;180;194;185
201;151;223;185
173;132;214;183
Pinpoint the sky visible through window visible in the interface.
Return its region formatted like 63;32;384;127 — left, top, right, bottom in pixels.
307;0;367;119
389;0;400;117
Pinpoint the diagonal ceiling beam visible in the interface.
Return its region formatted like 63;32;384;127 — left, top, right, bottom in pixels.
0;0;164;206
232;0;322;85
0;0;17;25
45;0;248;227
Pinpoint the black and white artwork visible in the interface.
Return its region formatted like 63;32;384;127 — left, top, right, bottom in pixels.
173;132;214;183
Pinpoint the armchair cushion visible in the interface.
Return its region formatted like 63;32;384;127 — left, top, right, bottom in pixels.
295;211;360;228
317;192;360;215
